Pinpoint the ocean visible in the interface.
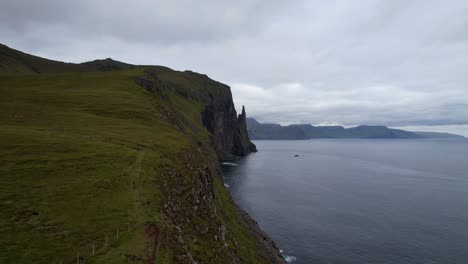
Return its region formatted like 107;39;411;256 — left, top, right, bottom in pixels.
222;139;468;264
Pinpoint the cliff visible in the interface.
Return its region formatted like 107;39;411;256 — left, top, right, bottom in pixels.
236;106;257;156
137;68;256;161
0;44;283;263
201;89;257;160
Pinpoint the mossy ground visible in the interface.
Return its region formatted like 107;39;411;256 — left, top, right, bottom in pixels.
0;68;270;263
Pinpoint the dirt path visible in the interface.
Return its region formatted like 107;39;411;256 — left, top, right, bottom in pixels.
128;151;146;223
128;151;164;264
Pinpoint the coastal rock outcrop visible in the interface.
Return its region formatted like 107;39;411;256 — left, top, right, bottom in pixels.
202;98;257;160
138;68;257;160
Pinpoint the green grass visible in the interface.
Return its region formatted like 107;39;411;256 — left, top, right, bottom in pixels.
0;69;187;262
0;43;134;75
0;67;271;263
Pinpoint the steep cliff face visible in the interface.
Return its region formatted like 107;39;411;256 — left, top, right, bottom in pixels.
138;67;256;160
202;92;257;160
235;106;257;156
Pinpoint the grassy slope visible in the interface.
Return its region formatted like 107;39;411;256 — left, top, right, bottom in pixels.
0;68;270;263
0;43;133;74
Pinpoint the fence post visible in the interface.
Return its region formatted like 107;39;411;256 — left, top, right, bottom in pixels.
92;242;95;256
106;235;108;249
117;228;119;239
77;252;79;264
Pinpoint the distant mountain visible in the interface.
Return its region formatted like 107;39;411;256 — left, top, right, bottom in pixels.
247;118;464;139
345;125;418;138
413;131;465;138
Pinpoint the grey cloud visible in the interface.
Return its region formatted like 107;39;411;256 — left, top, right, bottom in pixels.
1;0;468;135
0;0;287;45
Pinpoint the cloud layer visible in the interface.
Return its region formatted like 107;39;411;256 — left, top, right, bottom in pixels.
2;0;468;135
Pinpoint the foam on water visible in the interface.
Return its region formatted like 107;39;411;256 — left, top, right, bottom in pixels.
283;255;297;263
222;162;238;167
279;249;296;263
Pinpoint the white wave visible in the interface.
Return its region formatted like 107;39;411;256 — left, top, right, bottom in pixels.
284;255;297;263
224;183;230;188
222;162;238;167
279;248;296;262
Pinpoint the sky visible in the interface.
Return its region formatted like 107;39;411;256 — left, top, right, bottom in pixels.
1;0;468;136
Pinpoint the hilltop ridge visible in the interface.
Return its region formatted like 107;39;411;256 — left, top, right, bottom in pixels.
0;43;134;74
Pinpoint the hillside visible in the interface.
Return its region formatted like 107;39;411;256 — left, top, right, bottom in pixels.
0;43;134;74
0;45;282;263
246;118;463;139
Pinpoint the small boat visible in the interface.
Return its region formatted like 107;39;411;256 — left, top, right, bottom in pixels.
294;154;300;157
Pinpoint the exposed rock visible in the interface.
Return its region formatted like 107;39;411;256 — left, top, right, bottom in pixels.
136;68;257;161
202;96;256;160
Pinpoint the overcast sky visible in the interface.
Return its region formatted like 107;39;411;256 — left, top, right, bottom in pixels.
2;0;468;135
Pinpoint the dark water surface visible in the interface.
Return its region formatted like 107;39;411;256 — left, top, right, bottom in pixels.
221;139;468;264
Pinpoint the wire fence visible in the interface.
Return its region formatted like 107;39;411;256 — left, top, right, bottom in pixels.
62;198;152;264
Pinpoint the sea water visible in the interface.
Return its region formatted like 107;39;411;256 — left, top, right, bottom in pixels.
222;139;468;264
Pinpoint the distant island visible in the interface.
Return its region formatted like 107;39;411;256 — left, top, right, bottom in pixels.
247;118;464;139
